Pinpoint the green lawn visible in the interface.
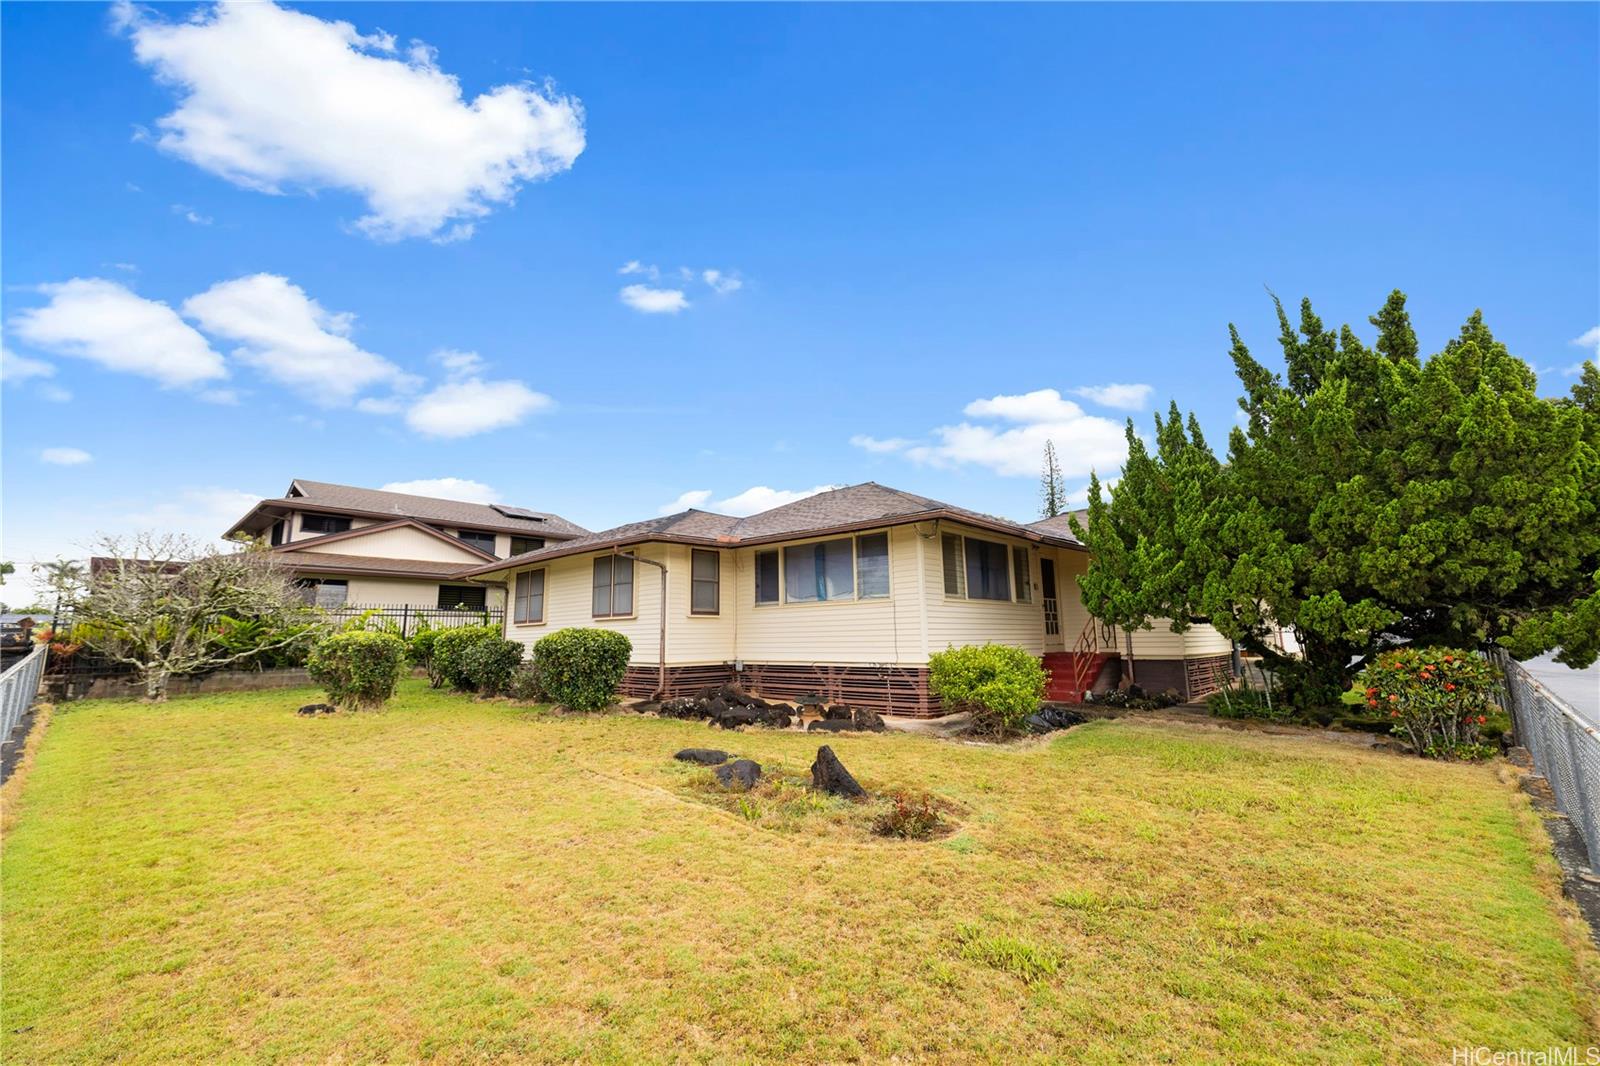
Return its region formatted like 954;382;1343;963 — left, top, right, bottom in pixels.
2;680;1594;1064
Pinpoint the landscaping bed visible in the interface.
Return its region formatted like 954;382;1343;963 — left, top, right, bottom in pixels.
2;679;1595;1062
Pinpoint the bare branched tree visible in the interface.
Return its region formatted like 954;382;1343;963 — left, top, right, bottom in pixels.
78;534;319;700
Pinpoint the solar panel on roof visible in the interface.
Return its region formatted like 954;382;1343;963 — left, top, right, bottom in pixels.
491;504;545;520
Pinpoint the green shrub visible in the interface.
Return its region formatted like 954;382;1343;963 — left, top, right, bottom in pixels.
407;624;442;685
532;628;632;711
431;624;502;691
928;643;1047;736
459;636;524;697
1355;647;1501;759
306;630;406;710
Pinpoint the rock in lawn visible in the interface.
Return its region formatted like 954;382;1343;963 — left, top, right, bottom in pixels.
810;745;865;799
822;704;854;721
807;719;857;733
851;707;886;732
674;748;730;765
633;700;662;715
714;758;762;790
297;703;336;716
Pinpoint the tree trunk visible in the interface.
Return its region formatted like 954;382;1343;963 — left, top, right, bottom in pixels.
143;668;170;702
1295;633;1358;708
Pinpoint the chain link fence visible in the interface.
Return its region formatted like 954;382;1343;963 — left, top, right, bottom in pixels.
1493;649;1600;869
1;644;49;742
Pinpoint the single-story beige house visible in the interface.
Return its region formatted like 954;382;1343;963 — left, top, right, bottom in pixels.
463;482;1233;716
223;480;589;613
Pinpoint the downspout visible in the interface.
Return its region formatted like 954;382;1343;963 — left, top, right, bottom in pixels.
618;548;668;697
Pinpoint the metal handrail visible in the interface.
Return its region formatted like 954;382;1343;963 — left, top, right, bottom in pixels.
1;644;49;744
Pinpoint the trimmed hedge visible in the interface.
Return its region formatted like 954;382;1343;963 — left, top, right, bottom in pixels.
432;625;502;692
306;630;406;710
459;636;524;697
928;643;1047;736
532;628;632;711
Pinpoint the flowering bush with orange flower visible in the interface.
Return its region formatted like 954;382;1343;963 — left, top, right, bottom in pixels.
1355;647;1501;759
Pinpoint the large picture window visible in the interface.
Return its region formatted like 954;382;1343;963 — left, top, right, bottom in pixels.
514;569;545;624
296;578;348;608
691;550;720;615
784;538;855;602
593;555;635;617
964;537;1012;601
755;550;780;604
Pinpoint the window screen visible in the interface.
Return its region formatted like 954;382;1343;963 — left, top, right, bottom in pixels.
856;533;890;598
941;534;965;597
784;539;855;602
963;538;1012;601
514;569;545;624
691;550;720;614
755;551;780;604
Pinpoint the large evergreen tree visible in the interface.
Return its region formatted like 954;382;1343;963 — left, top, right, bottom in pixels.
1073;291;1600;703
1039;441;1066;518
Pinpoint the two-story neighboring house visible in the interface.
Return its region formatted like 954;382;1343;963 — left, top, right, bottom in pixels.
222;480;589;613
462;482;1234;715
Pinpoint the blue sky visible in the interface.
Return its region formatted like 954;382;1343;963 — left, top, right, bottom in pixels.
3;1;1597;603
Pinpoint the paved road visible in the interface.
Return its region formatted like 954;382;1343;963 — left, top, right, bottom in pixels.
1519;653;1600;727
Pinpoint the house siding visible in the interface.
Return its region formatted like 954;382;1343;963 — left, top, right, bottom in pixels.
922;522;1047;658
292;524;488;564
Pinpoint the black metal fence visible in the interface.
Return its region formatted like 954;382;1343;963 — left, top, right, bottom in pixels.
317;604;505;638
35;603;506;701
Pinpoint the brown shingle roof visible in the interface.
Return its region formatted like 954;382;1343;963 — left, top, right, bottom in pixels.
278;553;486;578
466;482;1086;576
1024;510;1088;544
224;479;590;540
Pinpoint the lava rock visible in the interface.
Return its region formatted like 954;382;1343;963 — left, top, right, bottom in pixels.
810;745;865;799
714;758;762;790
658;697;704;719
633;701;662;715
822;704;854;721
712;706;761;730
851;707;887;732
807;719;857;733
297;703;336;716
674;748;730;765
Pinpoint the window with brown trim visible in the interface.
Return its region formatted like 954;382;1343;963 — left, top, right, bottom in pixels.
438;584;487;611
514;569;545;624
301;513;351;534
592;555;635;617
690;550;720;615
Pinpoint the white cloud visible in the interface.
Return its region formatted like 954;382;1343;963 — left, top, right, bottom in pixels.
964;388;1084;423
380;477;499;504
657;489;712;515
172;203;213;225
40;447;92;466
9;278;226;388
867;387;1131;478
702;269;742;295
849;434;912;454
182;273;412;404
38;385;73;403
1070;383;1154;411
432;348;486;377
1;348;55;383
714;485;839;517
404;378;552;438
620;284;689;314
118;0;585;242
618;260;659;280
1572;326;1600;355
